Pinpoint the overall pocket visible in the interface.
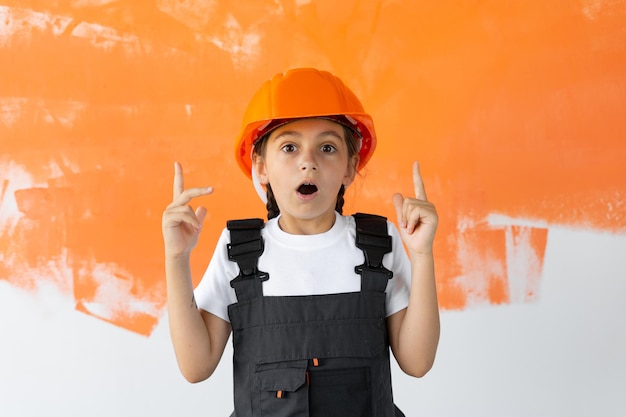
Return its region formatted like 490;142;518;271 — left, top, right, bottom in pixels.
308;366;372;417
256;360;309;417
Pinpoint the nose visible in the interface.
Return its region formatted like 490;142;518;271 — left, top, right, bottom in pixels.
299;147;318;171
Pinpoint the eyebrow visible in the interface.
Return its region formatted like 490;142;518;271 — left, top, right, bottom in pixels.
272;130;344;141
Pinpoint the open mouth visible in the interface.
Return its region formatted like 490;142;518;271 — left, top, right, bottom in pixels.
297;182;318;195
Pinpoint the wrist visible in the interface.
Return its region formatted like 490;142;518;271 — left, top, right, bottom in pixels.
165;251;192;264
408;249;434;261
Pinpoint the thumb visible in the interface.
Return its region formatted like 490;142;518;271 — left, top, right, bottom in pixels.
195;206;208;229
392;193;406;229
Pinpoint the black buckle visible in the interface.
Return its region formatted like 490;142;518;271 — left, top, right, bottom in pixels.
355;264;393;280
355;238;393;278
353;213;394;286
227;218;268;289
355;230;392;269
229;270;269;288
228;239;264;275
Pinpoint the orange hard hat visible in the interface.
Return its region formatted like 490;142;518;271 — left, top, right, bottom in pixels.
234;68;377;178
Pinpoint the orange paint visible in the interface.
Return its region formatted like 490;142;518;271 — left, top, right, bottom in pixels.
1;1;624;335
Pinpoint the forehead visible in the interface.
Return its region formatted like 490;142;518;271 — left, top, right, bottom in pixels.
269;118;346;138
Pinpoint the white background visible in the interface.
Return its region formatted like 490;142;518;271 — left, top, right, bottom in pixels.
1;226;625;417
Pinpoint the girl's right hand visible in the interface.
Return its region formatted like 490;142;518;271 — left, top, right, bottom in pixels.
162;162;213;257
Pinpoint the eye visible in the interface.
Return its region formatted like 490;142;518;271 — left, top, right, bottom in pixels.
321;144;336;153
281;143;297;153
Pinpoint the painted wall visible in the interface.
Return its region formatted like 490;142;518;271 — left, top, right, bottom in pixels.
1;1;625;416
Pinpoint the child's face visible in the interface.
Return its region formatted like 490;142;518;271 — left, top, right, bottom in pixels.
254;118;358;233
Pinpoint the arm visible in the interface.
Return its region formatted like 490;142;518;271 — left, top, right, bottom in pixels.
387;161;440;378
162;162;231;383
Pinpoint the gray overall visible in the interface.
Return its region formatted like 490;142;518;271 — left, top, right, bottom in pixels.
226;214;405;417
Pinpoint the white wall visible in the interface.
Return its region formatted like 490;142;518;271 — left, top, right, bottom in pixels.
2;226;625;417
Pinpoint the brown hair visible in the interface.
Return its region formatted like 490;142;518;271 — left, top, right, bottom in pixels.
253;123;360;220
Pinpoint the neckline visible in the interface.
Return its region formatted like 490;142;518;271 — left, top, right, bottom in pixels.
266;211;348;249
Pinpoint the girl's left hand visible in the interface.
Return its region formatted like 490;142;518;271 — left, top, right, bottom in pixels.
392;161;438;255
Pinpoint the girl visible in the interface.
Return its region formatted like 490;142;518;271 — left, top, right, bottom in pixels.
162;68;440;416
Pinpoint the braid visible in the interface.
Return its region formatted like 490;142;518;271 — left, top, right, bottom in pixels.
335;185;345;215
265;184;280;220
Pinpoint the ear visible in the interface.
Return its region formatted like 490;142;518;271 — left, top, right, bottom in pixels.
253;154;269;185
342;154;359;187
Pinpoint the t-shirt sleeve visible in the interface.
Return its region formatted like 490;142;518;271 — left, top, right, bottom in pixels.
383;221;412;317
193;228;239;322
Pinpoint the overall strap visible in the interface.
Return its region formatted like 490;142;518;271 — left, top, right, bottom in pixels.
353;213;393;292
227;218;269;302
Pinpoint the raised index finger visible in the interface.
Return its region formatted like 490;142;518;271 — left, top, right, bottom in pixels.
173;161;184;200
413;161;428;201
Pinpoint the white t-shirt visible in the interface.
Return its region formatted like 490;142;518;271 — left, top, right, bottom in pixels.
195;211;411;322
